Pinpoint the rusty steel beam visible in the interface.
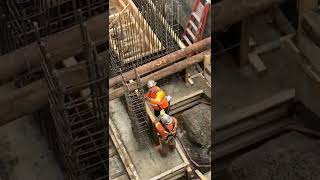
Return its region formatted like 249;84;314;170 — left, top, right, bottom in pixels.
213;0;287;32
109;37;211;87
0;13;106;83
109;50;211;100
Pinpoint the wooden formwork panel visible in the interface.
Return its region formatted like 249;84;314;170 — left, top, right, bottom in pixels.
109;0;163;64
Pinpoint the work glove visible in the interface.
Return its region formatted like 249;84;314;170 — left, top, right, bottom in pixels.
166;95;172;102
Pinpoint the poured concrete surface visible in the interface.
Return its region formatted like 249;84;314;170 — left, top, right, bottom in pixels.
0;116;63;180
109;99;184;180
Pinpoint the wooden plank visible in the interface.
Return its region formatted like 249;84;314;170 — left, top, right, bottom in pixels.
298;32;320;73
141;0;186;49
195;170;208;180
170;101;201;115
176;140;190;164
215;88;295;130
111;174;130;180
109;120;140;180
298;0;318;35
272;6;296;35
239;19;249;66
249;36;257;47
109;1;163;63
214;118;292;160
62;57;77;67
171;95;202;110
109;38;211;88
248;52;267;74
302;10;320;46
214;101;291;145
171;90;203;106
148;163;188;180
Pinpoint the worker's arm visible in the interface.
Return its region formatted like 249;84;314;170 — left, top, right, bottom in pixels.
144;92;152;101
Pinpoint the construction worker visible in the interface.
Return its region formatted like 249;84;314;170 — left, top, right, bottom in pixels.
154;110;178;156
144;80;171;117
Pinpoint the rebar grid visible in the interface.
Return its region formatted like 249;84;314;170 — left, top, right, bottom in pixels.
35;15;108;180
121;68;151;149
109;0;181;78
0;0;107;54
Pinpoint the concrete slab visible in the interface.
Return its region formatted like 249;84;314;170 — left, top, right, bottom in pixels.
109;99;185;180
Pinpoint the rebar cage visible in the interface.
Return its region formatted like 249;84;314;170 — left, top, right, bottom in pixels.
36;19;108;180
121;69;152;149
109;0;181;78
0;0;107;54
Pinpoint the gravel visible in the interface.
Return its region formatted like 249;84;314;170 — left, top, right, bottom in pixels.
228;132;320;180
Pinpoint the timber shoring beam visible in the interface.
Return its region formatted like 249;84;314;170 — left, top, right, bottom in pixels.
0;13;106;83
0;50;209;126
109;37;211;87
109;50;211;100
213;0;287;32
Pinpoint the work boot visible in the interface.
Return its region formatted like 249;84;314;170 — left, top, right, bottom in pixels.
168;139;176;151
159;149;168;157
159;141;169;157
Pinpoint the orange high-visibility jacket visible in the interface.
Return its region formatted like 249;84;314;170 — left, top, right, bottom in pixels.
144;86;169;110
155;117;178;141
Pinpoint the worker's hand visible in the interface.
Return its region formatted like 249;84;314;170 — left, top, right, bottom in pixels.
166;95;172;102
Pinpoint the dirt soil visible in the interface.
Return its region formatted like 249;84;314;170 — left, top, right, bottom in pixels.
178;103;211;165
228;132;320;180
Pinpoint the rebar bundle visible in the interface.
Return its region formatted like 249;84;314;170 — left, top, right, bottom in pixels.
36;16;108;180
109;0;181;78
0;0;107;54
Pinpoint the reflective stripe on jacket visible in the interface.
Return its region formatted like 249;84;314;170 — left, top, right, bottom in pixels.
155;117;178;141
144;86;169;110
